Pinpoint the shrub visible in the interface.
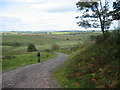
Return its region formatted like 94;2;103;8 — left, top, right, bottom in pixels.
67;38;69;40
51;43;60;51
27;44;37;52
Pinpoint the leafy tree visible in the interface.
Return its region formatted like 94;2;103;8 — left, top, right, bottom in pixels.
27;44;37;52
110;1;120;20
76;0;112;36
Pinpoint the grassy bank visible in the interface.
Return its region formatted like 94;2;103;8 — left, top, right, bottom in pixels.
54;30;120;88
54;66;81;88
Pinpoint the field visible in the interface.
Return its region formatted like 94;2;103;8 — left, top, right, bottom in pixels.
2;32;98;50
2;31;100;72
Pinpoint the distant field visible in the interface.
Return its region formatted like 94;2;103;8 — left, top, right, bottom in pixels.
2;32;100;50
2;31;100;59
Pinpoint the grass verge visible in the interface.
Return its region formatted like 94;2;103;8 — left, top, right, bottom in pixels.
53;66;80;88
2;51;58;72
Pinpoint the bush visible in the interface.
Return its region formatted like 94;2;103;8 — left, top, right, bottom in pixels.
67;38;69;40
27;44;37;52
51;43;60;51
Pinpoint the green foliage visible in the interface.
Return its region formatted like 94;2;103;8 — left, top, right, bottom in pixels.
51;43;60;51
110;1;120;20
64;30;120;88
76;1;112;34
27;44;37;52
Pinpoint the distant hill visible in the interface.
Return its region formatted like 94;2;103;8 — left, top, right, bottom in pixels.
1;30;102;33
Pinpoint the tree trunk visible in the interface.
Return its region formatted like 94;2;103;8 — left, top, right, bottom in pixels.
101;25;105;38
95;5;105;37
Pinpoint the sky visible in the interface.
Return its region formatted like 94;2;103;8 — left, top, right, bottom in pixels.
0;0;118;31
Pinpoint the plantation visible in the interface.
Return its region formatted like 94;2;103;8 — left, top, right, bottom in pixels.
54;30;120;88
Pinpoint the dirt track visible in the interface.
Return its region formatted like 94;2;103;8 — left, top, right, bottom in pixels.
2;52;68;88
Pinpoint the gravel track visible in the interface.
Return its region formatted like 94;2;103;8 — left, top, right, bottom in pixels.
2;52;68;88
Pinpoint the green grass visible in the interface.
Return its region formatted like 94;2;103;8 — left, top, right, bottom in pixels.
2;51;58;72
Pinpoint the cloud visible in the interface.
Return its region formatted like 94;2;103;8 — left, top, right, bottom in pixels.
0;11;81;31
0;16;23;31
0;0;42;3
0;0;78;3
31;0;77;12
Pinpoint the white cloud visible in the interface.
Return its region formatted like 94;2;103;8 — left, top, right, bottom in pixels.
30;0;78;12
0;0;42;3
0;11;81;31
31;2;76;12
1;0;78;3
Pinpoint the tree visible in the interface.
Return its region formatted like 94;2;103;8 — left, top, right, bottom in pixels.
76;0;112;36
110;1;120;20
27;44;37;52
